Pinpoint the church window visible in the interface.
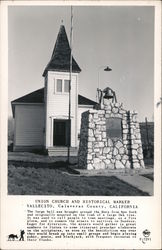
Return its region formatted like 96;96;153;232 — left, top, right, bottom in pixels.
64;80;70;92
56;79;62;92
106;118;122;139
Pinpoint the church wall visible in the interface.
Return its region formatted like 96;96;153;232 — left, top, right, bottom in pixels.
14;104;45;147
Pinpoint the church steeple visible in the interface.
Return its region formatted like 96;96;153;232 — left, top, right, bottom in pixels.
43;25;81;76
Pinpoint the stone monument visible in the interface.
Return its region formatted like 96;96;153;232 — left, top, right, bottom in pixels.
78;87;145;170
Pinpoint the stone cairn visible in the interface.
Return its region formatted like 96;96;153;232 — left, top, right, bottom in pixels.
78;102;145;170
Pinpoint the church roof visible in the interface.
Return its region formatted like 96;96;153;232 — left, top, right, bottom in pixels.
12;88;45;104
11;88;97;116
43;25;81;76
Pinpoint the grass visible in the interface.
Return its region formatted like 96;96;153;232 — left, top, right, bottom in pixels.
8;161;149;196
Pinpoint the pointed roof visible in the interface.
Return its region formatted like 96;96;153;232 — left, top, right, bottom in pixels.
43;25;81;76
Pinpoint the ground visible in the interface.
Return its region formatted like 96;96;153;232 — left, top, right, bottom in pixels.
8;152;153;196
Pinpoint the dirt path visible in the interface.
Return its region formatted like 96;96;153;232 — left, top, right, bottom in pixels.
114;175;153;195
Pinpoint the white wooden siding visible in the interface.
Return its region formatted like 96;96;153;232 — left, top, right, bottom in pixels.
45;71;78;148
15;105;45;146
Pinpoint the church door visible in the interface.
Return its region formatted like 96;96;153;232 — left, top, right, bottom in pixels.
53;119;70;146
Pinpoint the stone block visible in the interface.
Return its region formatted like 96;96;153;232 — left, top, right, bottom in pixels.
96;135;102;141
106;109;111;113
112;107;119;113
88;137;95;142
116;161;125;169
94;142;99;148
103;147;110;154
93;162;101;169
88;114;93;120
87;164;94;170
132;149;138;155
107;163;115;169
122;155;129;160
94;114;98;119
100;161;106;169
114;102;120;108
123;125;128;129
98;110;105;115
125;161;131;168
99;114;104;118
137;147;143;154
98;142;105;147
131;135;136;140
101;126;106;131
119;109;126;114
123;128;129;134
140;160;145;168
131;144;139;149
99;121;106;125
121;159;126;165
95;153;100;158
87;154;92;160
138;154;143;160
115;113;123;118
130;128;134;134
122;120;127;125
132;155;138;160
108;139;113;147
135;123;140;129
102;132;107;138
93;158;100;164
96;125;101;130
88;129;94;137
95;129;101;135
115;141;123;149
123;134;127;140
113;148;118;156
111;159;115;164
89;123;95;129
94;148;99;153
133;162;141;169
106;154;112;159
99;148;103;154
116;154;122;160
89;110;98;114
88;142;92;148
119;147;125;154
104;159;111;165
134;139;142;144
100;156;106;160
136;133;141;139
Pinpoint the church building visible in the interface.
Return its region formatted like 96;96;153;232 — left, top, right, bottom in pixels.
11;25;96;156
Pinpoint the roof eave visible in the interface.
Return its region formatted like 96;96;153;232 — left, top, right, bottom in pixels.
42;68;81;77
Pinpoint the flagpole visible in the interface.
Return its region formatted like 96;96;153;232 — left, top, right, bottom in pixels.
67;6;73;164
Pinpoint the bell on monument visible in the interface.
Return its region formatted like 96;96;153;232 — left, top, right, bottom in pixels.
103;87;114;99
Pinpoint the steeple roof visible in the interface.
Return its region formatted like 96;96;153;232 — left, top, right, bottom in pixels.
43;25;81;76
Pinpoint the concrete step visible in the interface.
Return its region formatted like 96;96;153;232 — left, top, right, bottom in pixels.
48;147;78;157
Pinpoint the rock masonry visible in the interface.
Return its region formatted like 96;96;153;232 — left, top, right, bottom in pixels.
78;102;145;170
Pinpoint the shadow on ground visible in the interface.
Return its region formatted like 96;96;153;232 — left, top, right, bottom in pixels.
8;161;149;196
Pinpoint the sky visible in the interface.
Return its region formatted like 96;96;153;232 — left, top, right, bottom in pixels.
8;5;154;122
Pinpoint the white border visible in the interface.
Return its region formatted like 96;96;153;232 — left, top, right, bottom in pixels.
0;1;161;249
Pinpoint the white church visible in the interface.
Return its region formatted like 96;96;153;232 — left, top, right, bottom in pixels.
11;25;97;156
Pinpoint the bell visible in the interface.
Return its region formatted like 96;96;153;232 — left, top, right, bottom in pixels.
103;87;114;99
